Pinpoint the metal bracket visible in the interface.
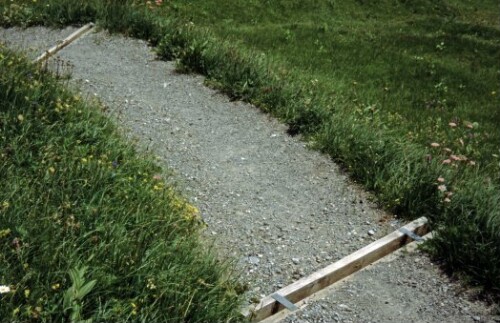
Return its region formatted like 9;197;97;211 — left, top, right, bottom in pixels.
271;293;299;311
399;227;424;242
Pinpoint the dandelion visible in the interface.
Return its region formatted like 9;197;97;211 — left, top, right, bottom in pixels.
51;283;60;291
437;185;447;192
0;285;11;294
48;166;55;174
430;142;440;148
17;114;24;122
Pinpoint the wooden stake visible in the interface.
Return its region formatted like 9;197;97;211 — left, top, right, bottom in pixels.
33;23;95;63
245;217;429;321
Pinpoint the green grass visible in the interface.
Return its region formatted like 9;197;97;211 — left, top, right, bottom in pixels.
164;0;500;169
0;0;499;301
0;48;243;321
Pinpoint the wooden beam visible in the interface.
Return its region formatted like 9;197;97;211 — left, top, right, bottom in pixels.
33;23;95;63
257;232;434;323
245;217;429;321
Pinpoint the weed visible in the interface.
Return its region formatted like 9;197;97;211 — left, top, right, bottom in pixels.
63;266;96;323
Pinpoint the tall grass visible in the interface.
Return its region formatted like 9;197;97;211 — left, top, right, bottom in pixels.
0;47;243;321
0;0;498;299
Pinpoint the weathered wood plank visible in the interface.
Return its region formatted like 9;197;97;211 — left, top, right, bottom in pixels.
34;23;94;63
246;217;429;321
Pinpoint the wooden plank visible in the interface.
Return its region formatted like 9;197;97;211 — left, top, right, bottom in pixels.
33;23;95;63
258;232;434;323
246;217;429;321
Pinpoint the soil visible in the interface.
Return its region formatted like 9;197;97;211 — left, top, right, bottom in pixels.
1;26;497;322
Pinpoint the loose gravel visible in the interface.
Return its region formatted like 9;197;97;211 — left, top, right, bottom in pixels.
1;27;497;322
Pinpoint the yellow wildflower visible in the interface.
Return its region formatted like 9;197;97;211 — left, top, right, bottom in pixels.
0;229;11;238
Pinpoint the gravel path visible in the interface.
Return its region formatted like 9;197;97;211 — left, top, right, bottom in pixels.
1;27;497;322
282;245;498;323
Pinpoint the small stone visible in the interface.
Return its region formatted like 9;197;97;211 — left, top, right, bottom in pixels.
472;316;480;322
338;304;352;312
368;229;375;236
248;256;260;265
292;257;300;265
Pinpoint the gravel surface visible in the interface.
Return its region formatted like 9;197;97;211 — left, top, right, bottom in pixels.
283;247;498;323
1;27;497;322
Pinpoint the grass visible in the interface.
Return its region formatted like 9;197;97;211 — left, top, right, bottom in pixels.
0;0;499;302
164;0;500;170
0;47;243;321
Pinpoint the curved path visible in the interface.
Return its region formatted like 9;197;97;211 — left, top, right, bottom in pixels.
0;27;495;322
